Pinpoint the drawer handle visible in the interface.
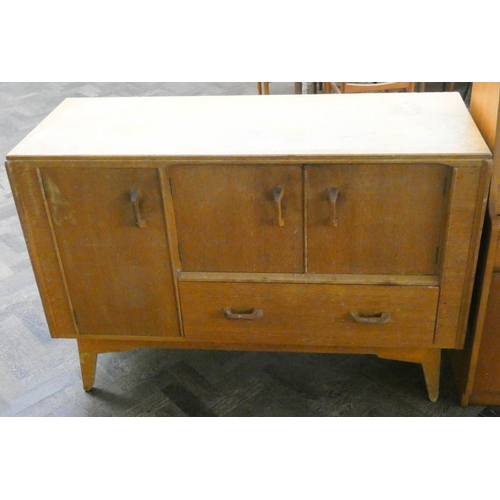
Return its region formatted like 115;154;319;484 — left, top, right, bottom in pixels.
350;311;391;325
130;188;146;228
328;187;340;226
223;307;264;320
273;186;285;227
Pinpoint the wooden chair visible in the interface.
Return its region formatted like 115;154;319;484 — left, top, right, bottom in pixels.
324;82;415;94
257;82;270;95
258;83;302;95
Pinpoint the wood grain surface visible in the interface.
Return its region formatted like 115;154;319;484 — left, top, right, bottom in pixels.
169;164;304;272
306;163;447;274
179;281;439;347
39;165;180;337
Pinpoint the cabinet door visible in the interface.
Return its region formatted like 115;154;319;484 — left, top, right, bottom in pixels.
40;167;180;337
169;165;303;273
306;164;448;274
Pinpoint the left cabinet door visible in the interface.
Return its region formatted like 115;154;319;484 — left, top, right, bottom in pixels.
40;166;180;337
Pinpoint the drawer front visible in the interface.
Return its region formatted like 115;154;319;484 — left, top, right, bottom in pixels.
179;282;439;347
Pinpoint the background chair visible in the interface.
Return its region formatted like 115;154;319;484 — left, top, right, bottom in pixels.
324;82;415;94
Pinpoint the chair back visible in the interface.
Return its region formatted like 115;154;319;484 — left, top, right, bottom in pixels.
340;82;415;93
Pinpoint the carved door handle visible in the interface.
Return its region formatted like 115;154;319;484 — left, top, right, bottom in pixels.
130;188;146;228
349;311;391;325
223;307;264;320
273;186;285;227
328;187;340;226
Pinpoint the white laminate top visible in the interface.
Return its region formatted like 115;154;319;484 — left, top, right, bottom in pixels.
6;92;492;160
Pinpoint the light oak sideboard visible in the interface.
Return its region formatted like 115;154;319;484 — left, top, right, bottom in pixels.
5;93;492;402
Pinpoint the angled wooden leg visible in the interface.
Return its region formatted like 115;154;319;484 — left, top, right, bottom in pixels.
77;340;98;391
376;347;441;402
422;349;441;403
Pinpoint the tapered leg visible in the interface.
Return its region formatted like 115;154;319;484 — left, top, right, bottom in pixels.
77;340;98;391
422;349;441;403
376;347;441;402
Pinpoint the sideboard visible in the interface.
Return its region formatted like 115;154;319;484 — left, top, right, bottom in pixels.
5;93;492;402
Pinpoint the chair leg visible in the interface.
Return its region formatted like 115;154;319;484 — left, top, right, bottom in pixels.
294;82;302;94
263;82;270;95
257;82;262;95
324;82;331;94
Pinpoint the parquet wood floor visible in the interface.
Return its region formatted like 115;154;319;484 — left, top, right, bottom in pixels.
0;82;492;417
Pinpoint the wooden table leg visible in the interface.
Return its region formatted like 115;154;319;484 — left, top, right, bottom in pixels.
295;82;302;94
376;347;441;402
263;82;270;95
422;349;441;403
77;340;98;391
257;82;262;95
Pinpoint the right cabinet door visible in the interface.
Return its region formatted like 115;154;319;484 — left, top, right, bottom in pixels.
306;164;448;275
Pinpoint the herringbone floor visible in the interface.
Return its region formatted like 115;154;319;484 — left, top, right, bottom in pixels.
0;82;495;417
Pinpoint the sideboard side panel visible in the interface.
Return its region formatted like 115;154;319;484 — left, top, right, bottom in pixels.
5;162;77;338
435;164;490;347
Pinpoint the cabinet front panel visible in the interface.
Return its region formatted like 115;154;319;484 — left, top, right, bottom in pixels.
169;165;304;273
180;282;438;347
40;167;180;337
306;164;448;275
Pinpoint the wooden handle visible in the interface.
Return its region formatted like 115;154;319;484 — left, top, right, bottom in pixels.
130;188;146;228
328;187;340;226
223;307;264;320
349;311;391;325
273;187;285;227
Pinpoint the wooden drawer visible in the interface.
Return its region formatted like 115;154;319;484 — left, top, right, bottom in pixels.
179;282;439;347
